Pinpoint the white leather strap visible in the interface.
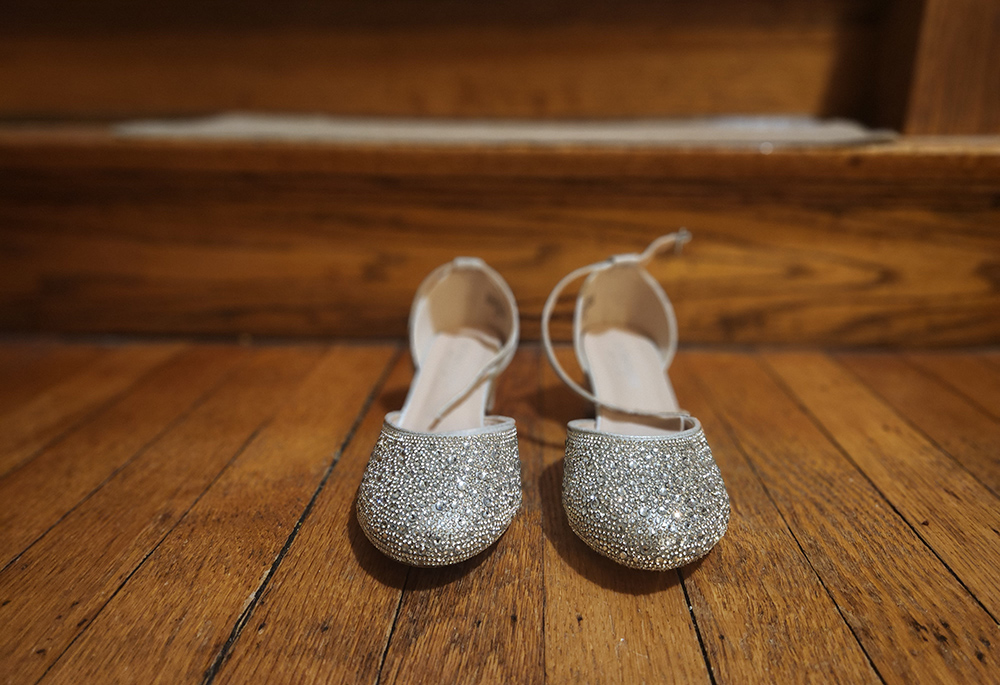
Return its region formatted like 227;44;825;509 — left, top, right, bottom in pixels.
541;230;693;420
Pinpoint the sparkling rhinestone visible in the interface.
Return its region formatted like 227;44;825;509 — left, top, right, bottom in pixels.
561;422;730;571
357;418;522;567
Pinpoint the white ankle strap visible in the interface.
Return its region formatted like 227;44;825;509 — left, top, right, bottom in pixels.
541;231;692;420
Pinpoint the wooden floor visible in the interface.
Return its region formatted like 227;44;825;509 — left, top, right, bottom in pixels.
1;341;998;683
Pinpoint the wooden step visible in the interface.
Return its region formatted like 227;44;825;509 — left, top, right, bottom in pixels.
1;127;998;346
4;0;997;135
0;0;896;123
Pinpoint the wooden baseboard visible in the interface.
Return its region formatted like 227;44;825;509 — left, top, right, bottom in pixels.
1;128;998;346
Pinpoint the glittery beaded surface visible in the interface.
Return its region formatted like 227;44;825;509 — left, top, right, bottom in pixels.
356;414;521;567
562;420;729;570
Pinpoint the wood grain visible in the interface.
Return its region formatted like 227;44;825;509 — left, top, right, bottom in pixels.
42;345;394;684
905;0;1000;134
0;344;183;476
0;343;102;416
1;342;999;682
670;357;880;683
0;0;881;120
378;349;544;684
765;352;1000;619
906;353;1000;421
1;133;998;346
212;350;408;685
0;346;248;567
838;353;1000;495
540;348;711;684
0;347;321;684
688;352;1000;683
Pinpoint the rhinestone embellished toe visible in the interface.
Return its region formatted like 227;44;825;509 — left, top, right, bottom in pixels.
356;417;522;567
562;421;729;570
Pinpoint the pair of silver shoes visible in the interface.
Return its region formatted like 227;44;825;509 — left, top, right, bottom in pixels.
356;233;730;570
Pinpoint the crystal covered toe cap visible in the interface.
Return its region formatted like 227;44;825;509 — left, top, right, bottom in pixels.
356;414;522;567
562;420;730;571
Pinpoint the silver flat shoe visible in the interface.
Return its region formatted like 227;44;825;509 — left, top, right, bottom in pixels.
357;257;522;566
541;231;730;570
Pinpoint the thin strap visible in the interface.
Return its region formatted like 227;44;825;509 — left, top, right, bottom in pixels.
428;259;520;430
541;230;693;420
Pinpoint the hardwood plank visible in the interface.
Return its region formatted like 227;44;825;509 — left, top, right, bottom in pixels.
839;353;1000;495
1;134;999;346
0;344;184;476
688;352;1000;683
0;0;881;120
378;349;544;684
0;343;102;416
209;349;406;685
0;346;249;567
906;353;1000;421
765;352;1000;619
0;347;323;683
669;357;880;683
540;347;711;684
41;345;395;684
905;0;1000;134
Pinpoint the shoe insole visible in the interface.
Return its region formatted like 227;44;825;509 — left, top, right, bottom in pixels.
398;329;500;433
583;327;682;436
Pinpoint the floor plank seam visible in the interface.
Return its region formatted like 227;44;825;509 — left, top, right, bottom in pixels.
716;414;888;683
531;358;548;685
0;347;188;480
0;353;255;574
689;361;889;684
33;420;269;684
901;356;1000;423
757;356;1000;626
678;570;718;685
200;346;402;685
374;568;409;685
835;355;1000;501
